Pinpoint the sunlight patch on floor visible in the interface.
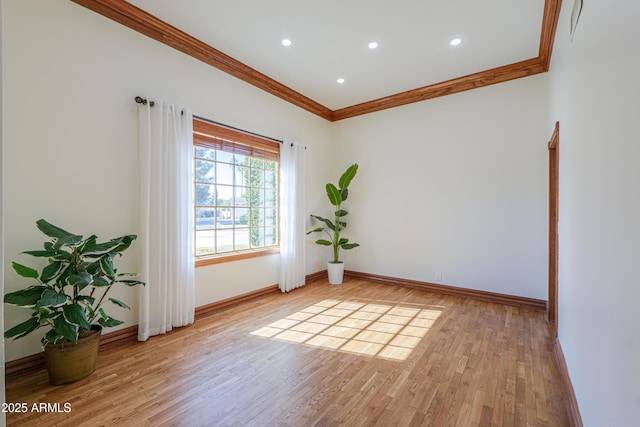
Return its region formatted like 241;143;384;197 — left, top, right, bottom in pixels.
250;298;443;361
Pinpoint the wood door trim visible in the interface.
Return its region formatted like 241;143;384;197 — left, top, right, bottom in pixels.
70;0;562;121
548;122;560;331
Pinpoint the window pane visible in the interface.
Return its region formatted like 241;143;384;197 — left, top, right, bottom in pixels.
265;208;277;227
196;230;215;256
251;228;265;248
217;162;234;185
265;159;277;171
235;186;249;207
250;168;264;188
217;150;233;163
217;208;233;228
195;146;214;160
250;157;264;169
250;208;265;227
235;228;250;250
196;208;216;230
195;158;215;183
216;229;233;253
265;170;277;188
236;207;248;226
265;227;277;246
216;185;233;206
265;189;277;208
196;183;215;206
251;189;265;207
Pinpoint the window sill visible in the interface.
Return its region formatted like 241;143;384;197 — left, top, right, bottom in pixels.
195;247;280;267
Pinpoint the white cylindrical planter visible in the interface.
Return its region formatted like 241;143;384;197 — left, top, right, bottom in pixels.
327;261;345;285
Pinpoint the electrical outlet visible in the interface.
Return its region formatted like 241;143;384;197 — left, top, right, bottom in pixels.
435;272;442;281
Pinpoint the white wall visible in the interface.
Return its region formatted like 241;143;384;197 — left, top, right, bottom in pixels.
548;1;640;425
332;75;550;299
3;0;333;361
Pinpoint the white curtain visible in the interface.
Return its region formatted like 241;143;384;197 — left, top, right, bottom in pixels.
137;100;195;341
279;140;306;292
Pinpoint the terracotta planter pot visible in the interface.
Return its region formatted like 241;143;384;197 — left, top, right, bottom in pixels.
44;324;102;385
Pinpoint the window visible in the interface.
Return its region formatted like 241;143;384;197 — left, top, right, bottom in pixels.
193;119;279;266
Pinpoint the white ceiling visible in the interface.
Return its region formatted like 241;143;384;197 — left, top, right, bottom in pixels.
127;0;545;110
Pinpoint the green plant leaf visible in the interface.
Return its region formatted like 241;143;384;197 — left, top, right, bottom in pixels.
12;262;39;279
82;239;125;256
100;256;115;278
36;219;81;240
43;329;63;346
4;286;47;306
341;243;360;250
326;183;342;206
315;239;332;246
35;289;68;308
306;227;324;235
338;238;349;245
76;295;96;305
311;215;335;231
53;314;79;343
63;304;91;330
117;279;145;287
341;188;349;201
338;164;358;190
98;308;124;327
4;317;40;340
66;272;93;290
40;260;64;283
98;317;124;328
335;210;348;217
109;297;130;310
22;250;58;258
91;276;111;287
53;234;83;250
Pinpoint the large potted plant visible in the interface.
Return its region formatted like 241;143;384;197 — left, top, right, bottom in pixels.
307;164;360;284
4;219;144;385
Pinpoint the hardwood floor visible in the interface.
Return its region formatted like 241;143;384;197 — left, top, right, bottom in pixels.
5;279;570;426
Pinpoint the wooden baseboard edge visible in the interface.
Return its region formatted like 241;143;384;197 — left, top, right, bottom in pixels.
305;270;328;283
344;270;547;311
195;284;279;321
554;338;584;427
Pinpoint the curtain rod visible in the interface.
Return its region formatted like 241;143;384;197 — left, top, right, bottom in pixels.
134;96;285;145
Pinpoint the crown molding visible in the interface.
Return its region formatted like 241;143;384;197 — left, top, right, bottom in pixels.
70;0;562;122
70;0;333;121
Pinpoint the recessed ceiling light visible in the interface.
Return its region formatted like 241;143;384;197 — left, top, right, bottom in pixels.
449;37;462;46
281;39;292;47
367;41;379;50
337;78;345;84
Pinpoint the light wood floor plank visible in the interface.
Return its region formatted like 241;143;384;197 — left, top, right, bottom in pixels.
6;279;570;426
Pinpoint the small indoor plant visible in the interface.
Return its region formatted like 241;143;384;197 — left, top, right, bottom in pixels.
4;219;144;384
307;164;360;284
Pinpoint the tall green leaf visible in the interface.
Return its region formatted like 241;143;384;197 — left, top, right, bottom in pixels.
53;314;79;342
338;164;358;190
341;243;360;250
36;219;81;240
315;239;332;246
40;260;64;283
12;262;39;279
35;289;68;308
325;183;342;206
109;297;130;310
100;256;115;278
4;317;40;339
4;286;47;306
311;215;335;231
66;272;93;290
63;304;91;330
